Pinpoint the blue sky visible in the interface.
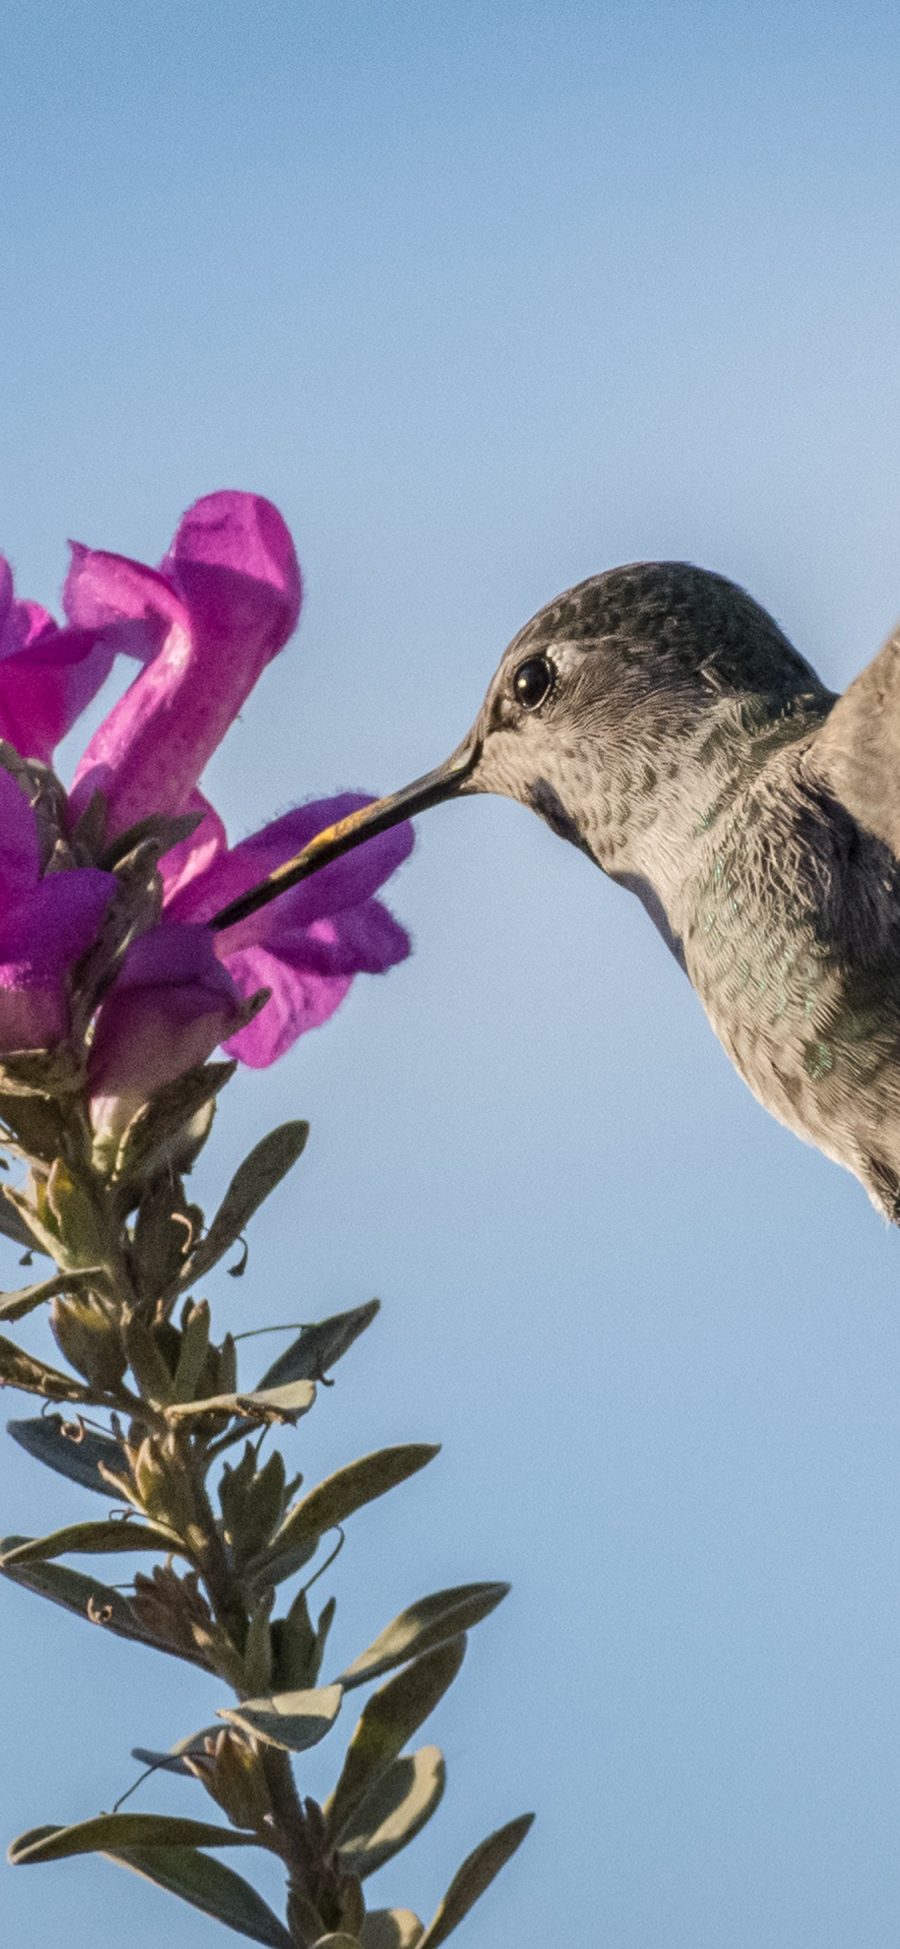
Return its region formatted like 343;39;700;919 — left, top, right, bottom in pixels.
3;3;900;1943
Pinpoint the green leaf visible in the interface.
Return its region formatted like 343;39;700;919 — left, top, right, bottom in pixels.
220;1683;343;1752
0;1518;182;1568
417;1814;535;1947
0;1331;99;1402
7;1414;126;1496
182;1122;309;1284
270;1446;438;1561
360;1913;424;1949
114;1062;236;1187
9;1814;261;1865
107;1846;293;1947
336;1747;445;1878
132;1726;221;1775
258;1301;380;1389
0;1184;46;1251
338;1583;510;1691
167;1379;316;1426
311;1938;360;1948
326;1639;465;1840
0;1542;205;1666
0;1273;80;1323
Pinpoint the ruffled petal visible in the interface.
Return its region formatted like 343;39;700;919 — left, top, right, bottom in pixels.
273;902;411;977
70;492;303;835
167;793;414;941
221;944;352;1067
164;491;302;664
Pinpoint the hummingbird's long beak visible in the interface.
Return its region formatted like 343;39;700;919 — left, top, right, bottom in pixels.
210;732;480;934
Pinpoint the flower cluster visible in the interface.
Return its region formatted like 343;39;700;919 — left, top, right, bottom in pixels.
0;492;412;1131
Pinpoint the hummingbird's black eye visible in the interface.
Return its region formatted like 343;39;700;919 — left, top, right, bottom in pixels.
512;655;554;711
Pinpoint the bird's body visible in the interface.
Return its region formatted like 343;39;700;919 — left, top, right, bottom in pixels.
213;559;900;1221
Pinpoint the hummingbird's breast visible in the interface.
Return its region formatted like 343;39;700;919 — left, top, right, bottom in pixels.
672;737;900;1214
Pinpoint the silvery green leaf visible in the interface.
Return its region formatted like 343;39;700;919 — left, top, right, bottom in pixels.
326;1639;464;1840
416;1813;535;1946
106;1846;293;1946
0;1538;188;1657
337;1583;510;1691
360;1913;424;1949
132;1725;220;1775
167;1379;316;1426
0;1186;44;1251
270;1446;438;1560
0;1331;99;1402
336;1746;445;1877
0;1274;80;1324
0;1518;183;1567
7;1414;125;1496
9;1814;261;1864
220;1683;343;1752
181;1122;309;1285
258;1301;380;1390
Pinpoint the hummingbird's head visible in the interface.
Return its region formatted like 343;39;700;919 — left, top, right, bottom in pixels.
211;562;825;933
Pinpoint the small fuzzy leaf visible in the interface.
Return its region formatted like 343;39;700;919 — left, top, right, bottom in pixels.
0;1331;99;1402
9;1814;261;1865
7;1415;126;1497
417;1814;535;1947
182;1122;309;1284
220;1683;343;1752
0;1518;183;1567
336;1747;445;1878
0;1273;79;1323
326;1640;465;1840
258;1302;380;1390
271;1446;438;1560
360;1912;424;1949
106;1846;293;1947
167;1380;316;1426
131;1725;220;1775
338;1583;510;1691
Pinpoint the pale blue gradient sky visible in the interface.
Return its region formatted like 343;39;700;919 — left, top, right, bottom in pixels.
3;4;900;1944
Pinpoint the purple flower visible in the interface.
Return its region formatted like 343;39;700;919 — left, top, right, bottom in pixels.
87;924;247;1136
0;769;116;1051
162;793;414;1066
69;491;302;835
0;557;118;765
62;488;413;1079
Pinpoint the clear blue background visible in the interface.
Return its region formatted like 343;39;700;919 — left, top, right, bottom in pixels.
2;3;900;1943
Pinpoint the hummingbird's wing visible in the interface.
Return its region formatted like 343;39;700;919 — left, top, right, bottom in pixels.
806;629;900;858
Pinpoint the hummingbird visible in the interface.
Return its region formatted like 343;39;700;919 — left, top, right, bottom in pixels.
212;562;900;1222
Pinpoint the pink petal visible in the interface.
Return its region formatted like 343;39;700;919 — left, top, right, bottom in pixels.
0;869;117;977
0;867;116;1052
164;491;301;663
274;902;412;977
168;794;414;943
0;627;117;764
88;922;246;1129
160;791;228;905
222;944;352;1067
70;492;303;836
0;769;40;899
